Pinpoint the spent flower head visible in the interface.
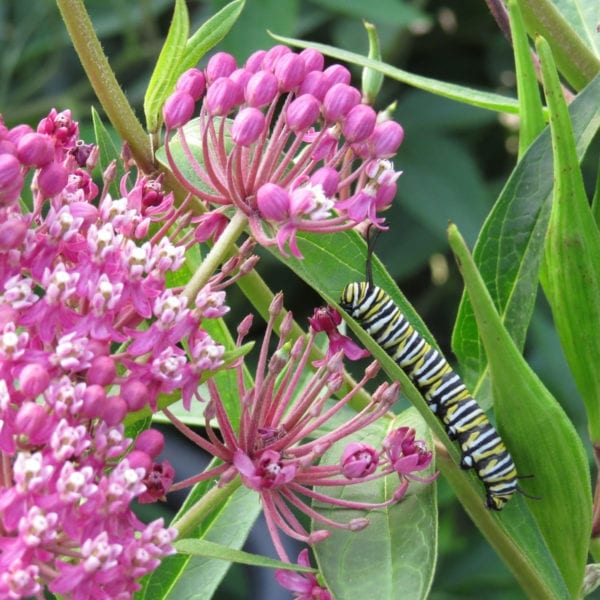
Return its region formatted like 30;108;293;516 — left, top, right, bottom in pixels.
162;46;404;257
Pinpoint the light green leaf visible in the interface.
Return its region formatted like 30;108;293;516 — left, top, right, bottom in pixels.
507;0;546;157
537;37;600;442
449;223;591;598
270;33;523;114
174;538;313;571
516;0;600;90
144;0;189;133
179;0;246;72
547;0;600;56
139;479;260;599
314;409;437;600
452;73;600;399
269;228;570;598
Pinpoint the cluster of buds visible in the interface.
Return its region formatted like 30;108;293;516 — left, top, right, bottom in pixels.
162;46;404;257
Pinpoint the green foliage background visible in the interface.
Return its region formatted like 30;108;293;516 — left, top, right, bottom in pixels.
2;0;597;597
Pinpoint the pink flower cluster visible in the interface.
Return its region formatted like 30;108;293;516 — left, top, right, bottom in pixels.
162;46;404;257
0;110;256;597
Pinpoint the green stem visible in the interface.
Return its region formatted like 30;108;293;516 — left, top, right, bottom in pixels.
183;211;249;302
55;0;154;172
172;477;242;539
516;0;600;91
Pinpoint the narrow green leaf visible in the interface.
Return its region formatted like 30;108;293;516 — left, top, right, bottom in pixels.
452;73;600;398
140;478;260;599
537;37;600;442
271;229;570;598
179;0;246;73
174;538;313;571
144;0;189;134
449;223;591;598
314;410;437;600
516;0;600;90
507;0;545;157
269;33;523;114
91;106;124;198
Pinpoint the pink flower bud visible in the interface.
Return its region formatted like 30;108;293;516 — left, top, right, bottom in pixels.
163;90;195;129
83;384;107;413
371;120;404;157
309;167;339;197
375;183;397;211
341;442;380;478
205;77;242;115
274;53;306;92
86;355;117;386
342;104;377;143
176;68;206;100
101;395;128;425
285;95;320;132
0;152;22;184
299;48;325;72
7;124;33;145
135;428;165;458
245;71;278;107
0;217;27;250
37;162;68;197
15;402;51;444
297;71;330;101
229;68;252;90
261;45;291;71
349;518;370;531
245;49;267;73
256;182;290;221
324;64;351;85
205;52;237;83
323;83;361;122
16;132;54;167
231;107;266;146
120;379;149;412
126;450;152;474
19;363;50;398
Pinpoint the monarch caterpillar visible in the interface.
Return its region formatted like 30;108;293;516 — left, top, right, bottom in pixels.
339;264;522;510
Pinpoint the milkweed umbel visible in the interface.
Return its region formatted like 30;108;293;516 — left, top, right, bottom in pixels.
339;281;519;510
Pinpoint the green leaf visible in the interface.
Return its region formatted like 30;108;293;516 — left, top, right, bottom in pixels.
139;478;260;599
270;228;570;598
537;37;600;442
314;409;437;600
269;33;523;114
507;0;546;156
144;0;189;133
174;538;313;571
452;73;600;398
448;223;591;598
179;0;246;72
91;106;125;199
516;0;600;90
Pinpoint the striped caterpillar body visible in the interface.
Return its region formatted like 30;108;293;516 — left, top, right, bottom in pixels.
339;281;518;510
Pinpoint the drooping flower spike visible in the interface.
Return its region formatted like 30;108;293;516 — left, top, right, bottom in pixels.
162;46;404;257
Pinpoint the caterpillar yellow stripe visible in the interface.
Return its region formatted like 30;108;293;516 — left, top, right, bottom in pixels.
340;281;518;510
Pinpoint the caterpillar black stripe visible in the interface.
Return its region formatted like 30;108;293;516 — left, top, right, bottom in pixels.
339;281;519;510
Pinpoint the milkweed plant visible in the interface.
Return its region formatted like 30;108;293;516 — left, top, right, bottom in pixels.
0;0;598;597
